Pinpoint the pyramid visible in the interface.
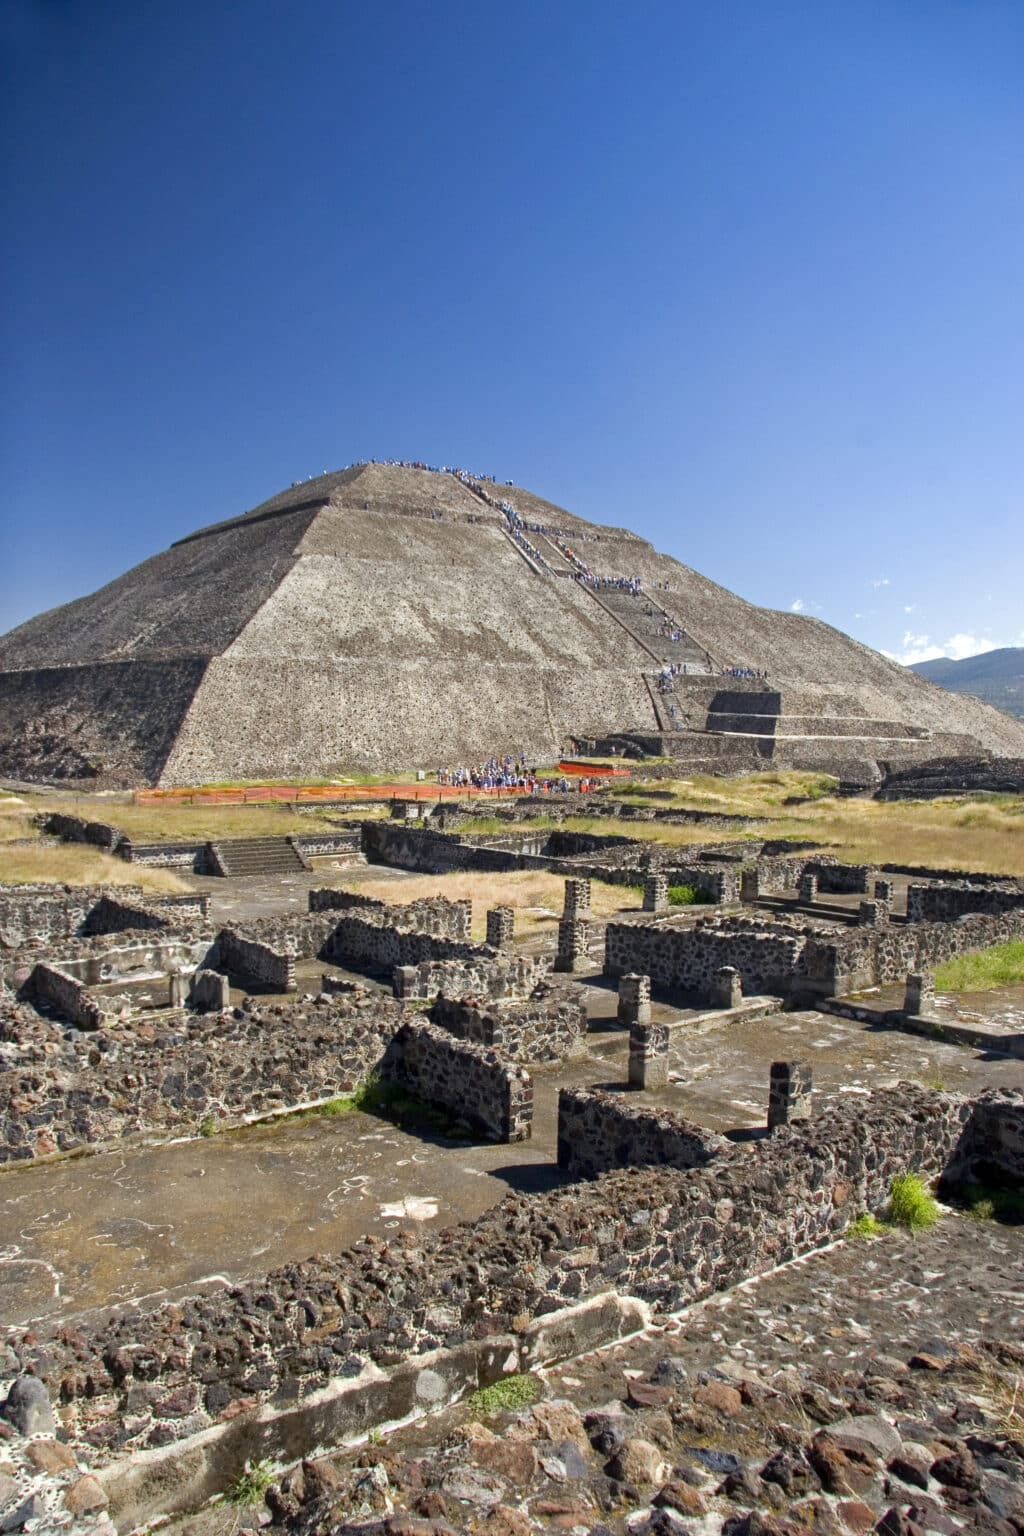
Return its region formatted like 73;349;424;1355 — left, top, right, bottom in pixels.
2;462;1023;786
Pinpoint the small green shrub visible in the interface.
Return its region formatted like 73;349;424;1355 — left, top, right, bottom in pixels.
467;1373;539;1414
224;1459;274;1506
888;1174;940;1231
668;883;713;906
847;1212;884;1240
199;1115;217;1138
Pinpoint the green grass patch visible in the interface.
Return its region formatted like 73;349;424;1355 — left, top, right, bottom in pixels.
934;940;1024;993
668;883;714;906
887;1174;940;1232
223;1459;275;1506
847;1212;885;1240
467;1374;539;1415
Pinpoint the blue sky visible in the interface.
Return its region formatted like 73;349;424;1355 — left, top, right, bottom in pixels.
2;0;1021;664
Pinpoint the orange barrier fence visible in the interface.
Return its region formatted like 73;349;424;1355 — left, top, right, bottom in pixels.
558;760;631;777
135;782;544;807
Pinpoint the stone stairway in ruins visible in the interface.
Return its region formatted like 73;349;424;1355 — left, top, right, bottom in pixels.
210;836;308;878
588;587;715;672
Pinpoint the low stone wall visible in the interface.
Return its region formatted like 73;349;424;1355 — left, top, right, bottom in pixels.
605;915;808;998
394;952;547;1002
294;833;363;860
0;992;407;1164
2;1084;984;1502
557;1087;727;1179
906;881;1024;922
323;911;482;975
218;928;296;992
309;887;388;914
39;812;126;853
390;1019;533;1142
430;982;586;1064
123;841;217;873
947;1088;1024;1186
25;962;108;1030
0;884;145;948
82;894;174;935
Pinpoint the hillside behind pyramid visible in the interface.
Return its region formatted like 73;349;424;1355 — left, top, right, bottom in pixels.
2;462;1023;786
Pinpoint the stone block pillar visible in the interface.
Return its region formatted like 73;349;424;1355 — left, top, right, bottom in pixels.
711;965;742;1009
563;878;592;919
486;906;515;949
858;898;890;927
555;918;591;973
740;867;760;903
617;972;651;1026
629;1019;670;1089
642;872;669;913
798;871;818;904
904;971;935;1018
189;968;230;1012
168;969;189;1008
768;1061;813;1130
392;965;420;1000
873;878;894;902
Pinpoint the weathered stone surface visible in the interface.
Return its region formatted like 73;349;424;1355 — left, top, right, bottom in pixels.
1;1376;55;1436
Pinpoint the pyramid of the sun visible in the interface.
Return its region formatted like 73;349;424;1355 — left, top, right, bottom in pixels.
1;462;1022;786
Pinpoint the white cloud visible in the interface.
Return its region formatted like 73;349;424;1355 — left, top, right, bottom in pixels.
885;630;1004;666
790;598;805;612
903;604;916;614
870;576;891;589
944;633;998;661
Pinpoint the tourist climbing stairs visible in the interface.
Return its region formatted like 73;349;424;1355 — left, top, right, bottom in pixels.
210;836;309;878
588;586;715;672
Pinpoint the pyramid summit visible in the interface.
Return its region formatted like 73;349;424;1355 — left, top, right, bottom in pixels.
2;460;1023;786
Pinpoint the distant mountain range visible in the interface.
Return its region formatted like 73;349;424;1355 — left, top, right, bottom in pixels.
910;647;1024;721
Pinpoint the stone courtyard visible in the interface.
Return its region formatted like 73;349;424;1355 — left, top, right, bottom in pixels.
1;800;1023;1536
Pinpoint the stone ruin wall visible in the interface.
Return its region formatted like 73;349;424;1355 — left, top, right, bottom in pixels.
557;1087;727;1180
429;983;587;1065
0;885;148;948
393;1019;533;1143
81;891;211;935
0;993;406;1165
217;928;296;992
0;986;538;1166
8;1085;1021;1508
23;963;109;1032
905;880;1024;923
604;916;807;998
605;906;1024;1000
393;953;548;1003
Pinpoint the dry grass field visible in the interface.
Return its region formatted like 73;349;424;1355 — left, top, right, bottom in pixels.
0;795;189;891
614;774;1024;875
